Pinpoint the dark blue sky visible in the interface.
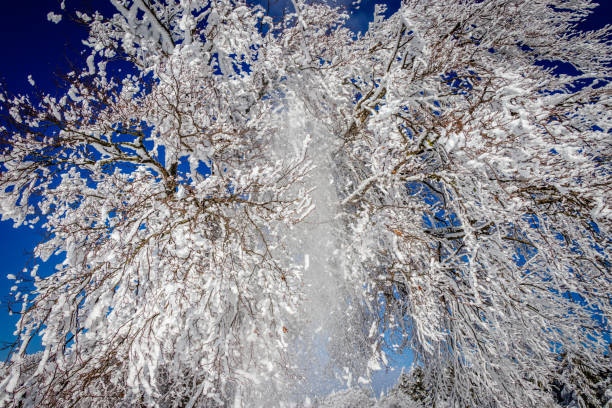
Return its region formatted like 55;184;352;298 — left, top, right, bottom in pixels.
0;1;75;358
0;0;609;361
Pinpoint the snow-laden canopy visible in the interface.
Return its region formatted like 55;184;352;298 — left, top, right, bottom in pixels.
0;0;610;407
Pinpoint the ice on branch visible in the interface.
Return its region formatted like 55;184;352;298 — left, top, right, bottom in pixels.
46;12;62;24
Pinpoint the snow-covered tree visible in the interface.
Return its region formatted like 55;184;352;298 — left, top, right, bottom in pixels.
328;1;611;406
0;0;609;407
551;349;612;408
0;2;318;405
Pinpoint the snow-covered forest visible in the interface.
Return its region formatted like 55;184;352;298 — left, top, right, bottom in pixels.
0;0;610;406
